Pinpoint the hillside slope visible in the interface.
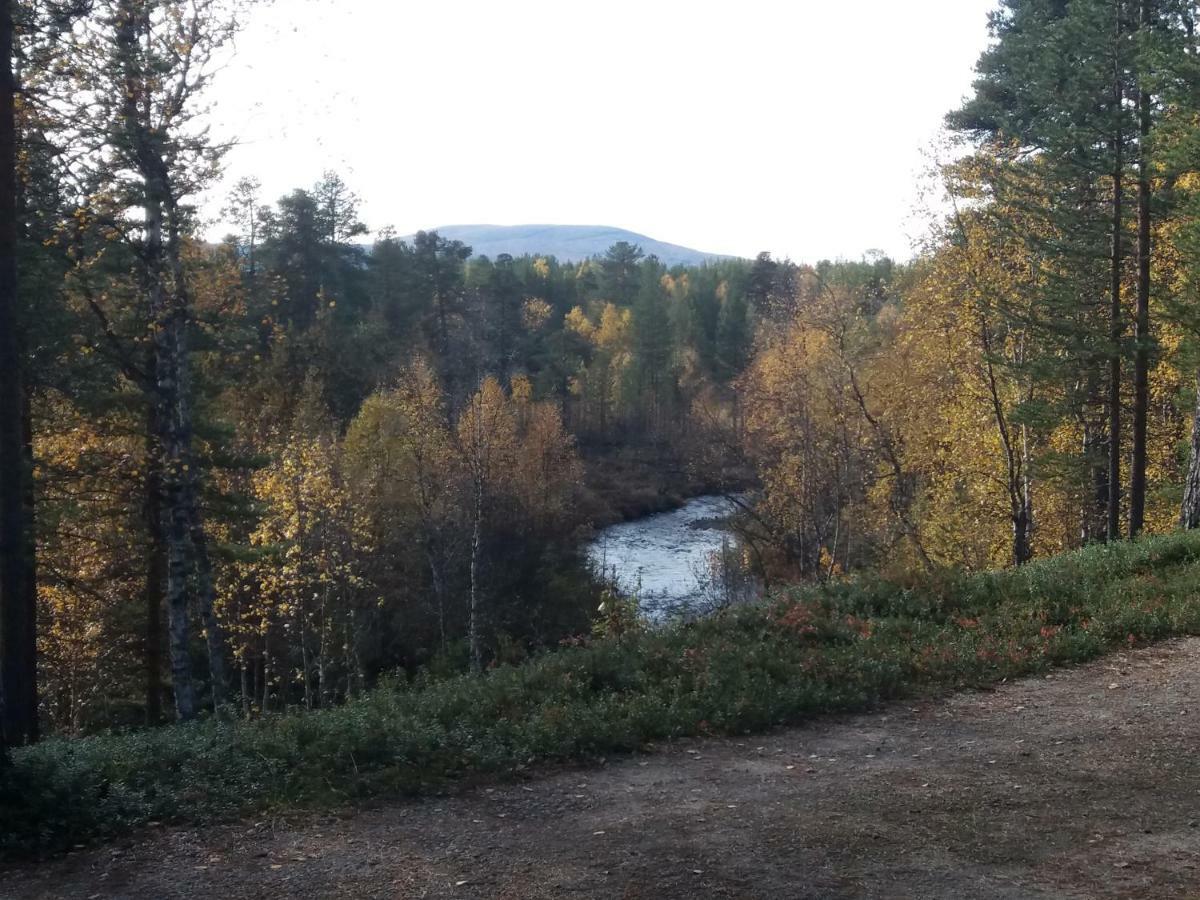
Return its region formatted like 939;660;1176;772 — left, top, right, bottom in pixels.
406;224;734;266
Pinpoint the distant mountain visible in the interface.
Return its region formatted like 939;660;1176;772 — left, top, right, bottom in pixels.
404;224;734;268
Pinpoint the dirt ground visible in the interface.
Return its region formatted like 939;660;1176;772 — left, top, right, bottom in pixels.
7;638;1200;900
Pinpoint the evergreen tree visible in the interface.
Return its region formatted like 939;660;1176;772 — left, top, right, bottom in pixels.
631;257;673;431
62;0;244;720
949;0;1139;541
600;241;644;305
716;290;751;383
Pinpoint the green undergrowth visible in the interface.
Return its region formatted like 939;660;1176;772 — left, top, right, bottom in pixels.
6;532;1200;860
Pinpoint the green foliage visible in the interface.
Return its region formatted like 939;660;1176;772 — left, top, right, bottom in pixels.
7;531;1200;859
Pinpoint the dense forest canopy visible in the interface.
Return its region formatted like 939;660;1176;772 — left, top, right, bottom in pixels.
0;0;1199;752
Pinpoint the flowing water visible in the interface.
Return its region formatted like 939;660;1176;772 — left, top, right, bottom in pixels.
585;494;745;622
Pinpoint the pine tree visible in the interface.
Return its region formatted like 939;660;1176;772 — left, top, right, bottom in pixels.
716;290;751;384
631;258;673;432
600;241;644;306
949;0;1139;542
1128;0;1199;534
61;0;243;719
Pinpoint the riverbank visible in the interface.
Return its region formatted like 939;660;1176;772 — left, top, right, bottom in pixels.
5;532;1200;860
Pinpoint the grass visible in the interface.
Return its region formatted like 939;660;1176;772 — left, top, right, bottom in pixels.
6;531;1200;860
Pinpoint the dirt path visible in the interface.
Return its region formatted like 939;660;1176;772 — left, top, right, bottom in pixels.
7;639;1200;900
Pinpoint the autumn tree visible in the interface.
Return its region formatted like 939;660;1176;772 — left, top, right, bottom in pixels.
343;360;460;653
456;377;517;672
910;195;1044;565
238;421;365;710
564;301;633;440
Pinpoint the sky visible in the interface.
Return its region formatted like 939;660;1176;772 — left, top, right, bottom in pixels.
204;0;998;263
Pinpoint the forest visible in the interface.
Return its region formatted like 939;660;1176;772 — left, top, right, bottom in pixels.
3;0;1200;858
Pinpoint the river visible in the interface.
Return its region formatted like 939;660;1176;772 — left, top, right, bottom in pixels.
585;494;748;622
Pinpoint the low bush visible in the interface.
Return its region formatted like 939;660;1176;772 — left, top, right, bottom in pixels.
5;531;1200;860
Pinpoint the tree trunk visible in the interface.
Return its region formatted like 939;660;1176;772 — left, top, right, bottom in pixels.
424;537;447;652
261;629;272;713
162;452;196;720
1014;425;1035;566
1081;416;1110;544
1108;137;1124;543
143;417;165;725
317;588;329;707
161;127;226;712
19;374;36;731
118;5;213;721
239;664;250;718
184;493;227;712
300;618;313;710
468;478;483;675
1129;0;1154;538
143;161;199;721
1180;371;1200;529
1012;506;1032;567
0;0;38;747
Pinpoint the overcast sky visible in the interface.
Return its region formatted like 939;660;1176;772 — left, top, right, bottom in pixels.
204;0;997;263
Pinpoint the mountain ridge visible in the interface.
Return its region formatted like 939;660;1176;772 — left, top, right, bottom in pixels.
402;224;735;267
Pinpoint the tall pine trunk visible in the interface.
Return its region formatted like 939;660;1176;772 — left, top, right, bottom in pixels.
1104;0;1129;542
157;303;198;721
1081;411;1111;544
164;178;227;711
143;412;165;725
117;6;197;721
1107;141;1124;542
19;376;36;731
0;0;38;747
117;3;227;721
1129;0;1154;538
